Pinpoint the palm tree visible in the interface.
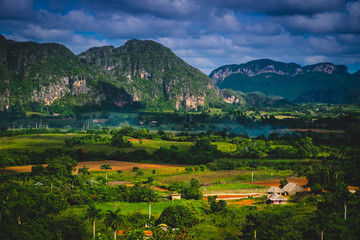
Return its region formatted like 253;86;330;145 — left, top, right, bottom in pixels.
314;210;329;240
100;164;112;182
144;189;158;220
247;212;261;239
69;175;80;188
78;165;90;175
248;159;257;182
50;174;55;190
105;209;124;240
86;205;101;239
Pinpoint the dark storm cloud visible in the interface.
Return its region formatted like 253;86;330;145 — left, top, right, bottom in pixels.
206;0;347;16
0;0;359;73
80;0;202;20
281;1;360;34
0;0;34;19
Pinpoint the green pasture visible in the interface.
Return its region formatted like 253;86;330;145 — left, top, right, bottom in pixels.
156;168;295;186
0;134;76;151
91;165;295;189
130;140;192;153
95;199;204;218
0;134;194;153
204;182;266;192
0;132;237;155
212;142;236;152
25;111;49;117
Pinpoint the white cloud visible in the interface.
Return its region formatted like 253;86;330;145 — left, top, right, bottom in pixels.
304;55;328;65
22;24;72;41
67;35;111;54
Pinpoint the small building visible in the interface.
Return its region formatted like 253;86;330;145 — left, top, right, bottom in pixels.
171;193;181;200
267;193;287;204
158;223;169;231
144;230;153;239
282;182;305;195
267;186;285;198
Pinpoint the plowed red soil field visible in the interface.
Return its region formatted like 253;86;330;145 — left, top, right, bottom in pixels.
203;194;262;201
5;160;187;172
244;178;308;187
227;199;254;205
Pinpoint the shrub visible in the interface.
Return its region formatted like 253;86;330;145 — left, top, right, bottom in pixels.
208;195;227;212
199;165;207;171
156;202;200;228
147;176;154;183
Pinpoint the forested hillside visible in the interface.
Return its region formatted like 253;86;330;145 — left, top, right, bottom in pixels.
211;59;360;103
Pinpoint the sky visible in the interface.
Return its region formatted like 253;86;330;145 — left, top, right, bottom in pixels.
1;0;360;74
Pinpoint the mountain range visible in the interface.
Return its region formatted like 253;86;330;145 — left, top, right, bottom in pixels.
0;36;292;114
1;36;359;116
210;59;360;103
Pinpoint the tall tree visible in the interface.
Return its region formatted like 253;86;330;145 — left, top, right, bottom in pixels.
144;189;158;219
105;209;124;240
247;211;261;240
313;210;329;240
86;205;101;239
78;165;90;175
46;156;77;177
248;160;257;182
100;163;112;183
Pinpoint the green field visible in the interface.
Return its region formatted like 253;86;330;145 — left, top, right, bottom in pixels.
204;182;266;191
96;199;198;218
0;134;194;153
155;169;295;186
0;134;75;151
212;142;237;152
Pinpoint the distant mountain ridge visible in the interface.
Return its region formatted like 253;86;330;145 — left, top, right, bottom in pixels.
211;59;360;102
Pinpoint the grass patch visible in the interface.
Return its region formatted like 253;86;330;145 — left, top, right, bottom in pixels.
212;142;237;153
25;111;49;117
235;169;295;182
0;134;193;154
274;115;296;119
156;168;295;187
0;134;75;152
130;140;192;153
95;199;205;218
156;169;248;186
205;182;266;191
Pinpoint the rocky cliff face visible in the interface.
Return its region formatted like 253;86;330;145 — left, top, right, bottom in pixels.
0;36;108;111
210;59;302;84
210;59;348;85
31;77;90;105
79;39;220;110
302;63;348;74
